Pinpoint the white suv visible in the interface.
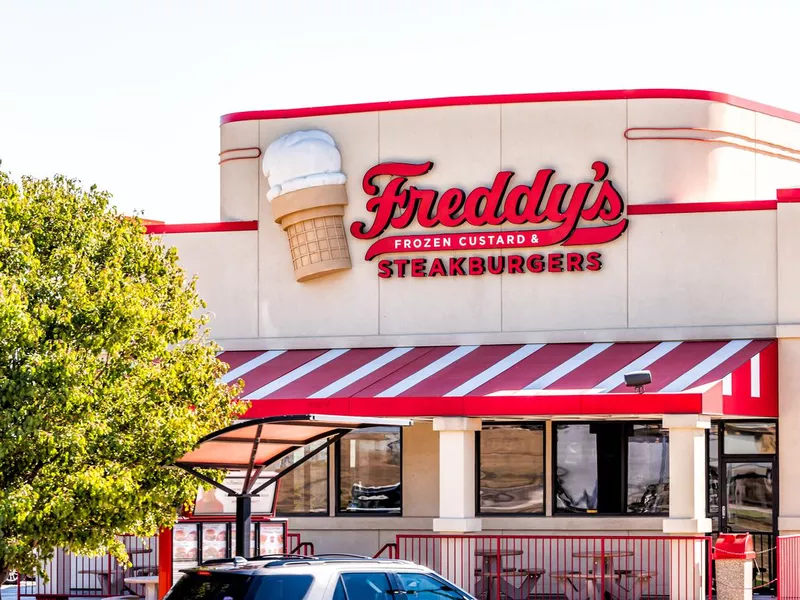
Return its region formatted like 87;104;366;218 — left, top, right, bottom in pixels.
164;555;476;600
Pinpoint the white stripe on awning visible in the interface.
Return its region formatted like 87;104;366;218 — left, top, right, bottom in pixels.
723;373;733;395
376;346;479;398
308;347;415;398
244;349;349;399
524;343;613;390
660;340;751;392
751;354;761;397
444;344;545;397
592;341;682;391
221;350;286;383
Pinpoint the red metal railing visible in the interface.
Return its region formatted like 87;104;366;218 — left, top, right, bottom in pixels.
778;534;800;598
395;534;713;600
287;533;315;556
17;535;159;600
373;543;398;559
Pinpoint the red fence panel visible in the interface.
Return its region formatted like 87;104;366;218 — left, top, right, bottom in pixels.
395;534;712;600
18;535;159;600
778;534;800;599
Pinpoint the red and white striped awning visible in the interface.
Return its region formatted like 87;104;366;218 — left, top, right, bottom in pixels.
219;340;777;418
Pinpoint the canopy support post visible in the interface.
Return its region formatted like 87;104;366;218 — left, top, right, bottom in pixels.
235;495;252;558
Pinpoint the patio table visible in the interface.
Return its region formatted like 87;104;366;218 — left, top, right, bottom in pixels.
124;576;159;600
473;549;543;600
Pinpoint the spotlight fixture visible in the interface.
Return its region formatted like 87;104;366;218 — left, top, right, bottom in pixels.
624;370;652;394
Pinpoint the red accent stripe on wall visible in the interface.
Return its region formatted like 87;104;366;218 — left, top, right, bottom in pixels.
220;89;800;125
627;201;777;215
142;199;789;235
777;188;800;202
144;221;258;234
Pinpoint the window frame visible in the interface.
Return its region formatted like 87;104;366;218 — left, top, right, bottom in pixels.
551;420;668;517
335;427;404;517
475;421;547;517
274;445;330;517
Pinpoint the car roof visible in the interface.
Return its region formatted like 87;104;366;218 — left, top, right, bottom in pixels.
184;555;431;577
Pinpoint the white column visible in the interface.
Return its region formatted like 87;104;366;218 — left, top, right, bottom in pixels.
432;417;483;533
432;417;482;597
662;414;711;600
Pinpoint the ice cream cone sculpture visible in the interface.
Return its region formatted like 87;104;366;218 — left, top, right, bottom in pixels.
263;130;352;282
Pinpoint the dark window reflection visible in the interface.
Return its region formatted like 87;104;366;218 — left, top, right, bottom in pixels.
726;462;773;532
270;440;328;515
708;424;719;517
479;424;544;514
724;422;776;455
626;425;670;514
338;428;401;514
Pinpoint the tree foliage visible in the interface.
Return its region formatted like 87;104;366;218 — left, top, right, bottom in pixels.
0;172;246;580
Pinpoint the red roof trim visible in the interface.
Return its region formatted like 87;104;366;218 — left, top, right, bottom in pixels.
777;188;800;202
628;200;778;215
220;89;800;125
144;221;258;234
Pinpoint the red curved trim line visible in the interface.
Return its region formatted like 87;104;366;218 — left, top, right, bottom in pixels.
777;188;800;201
145;221;258;234
628;200;778;215
221;88;800;125
143;199;794;234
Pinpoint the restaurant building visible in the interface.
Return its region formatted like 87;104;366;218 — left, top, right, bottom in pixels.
147;89;800;569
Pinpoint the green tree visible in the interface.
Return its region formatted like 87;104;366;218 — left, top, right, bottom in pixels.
0;171;246;582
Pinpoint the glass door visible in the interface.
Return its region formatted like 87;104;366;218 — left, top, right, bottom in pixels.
711;421;778;595
721;459;775;533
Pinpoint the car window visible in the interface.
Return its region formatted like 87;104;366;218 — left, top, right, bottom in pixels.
340;573;394;600
253;574;314;600
332;578;347;600
395;573;466;600
164;573;253;600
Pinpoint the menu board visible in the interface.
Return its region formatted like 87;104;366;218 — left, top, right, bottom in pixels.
201;523;228;561
258;523;285;555
173;523;198;563
194;471;278;516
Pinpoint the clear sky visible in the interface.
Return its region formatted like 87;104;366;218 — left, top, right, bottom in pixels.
1;0;798;223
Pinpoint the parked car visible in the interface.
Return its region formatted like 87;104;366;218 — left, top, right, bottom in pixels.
3;571;17;585
164;554;475;600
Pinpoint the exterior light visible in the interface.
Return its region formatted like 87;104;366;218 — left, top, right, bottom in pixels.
624;370;652;394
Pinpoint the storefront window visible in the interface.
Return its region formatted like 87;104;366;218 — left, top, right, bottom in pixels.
723;422;776;455
270;440;329;515
338;428;401;515
555;422;669;515
478;423;545;514
626;424;669;514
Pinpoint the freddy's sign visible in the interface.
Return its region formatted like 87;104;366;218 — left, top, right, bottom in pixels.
350;161;628;278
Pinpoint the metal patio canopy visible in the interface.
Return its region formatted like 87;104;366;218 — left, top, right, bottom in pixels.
174;414;412;557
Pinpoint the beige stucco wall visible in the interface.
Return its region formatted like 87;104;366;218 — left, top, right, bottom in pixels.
160;230;259;339
205;97;800;347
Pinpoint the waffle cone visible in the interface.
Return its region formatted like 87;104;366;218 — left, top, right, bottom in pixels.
271;184;352;282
